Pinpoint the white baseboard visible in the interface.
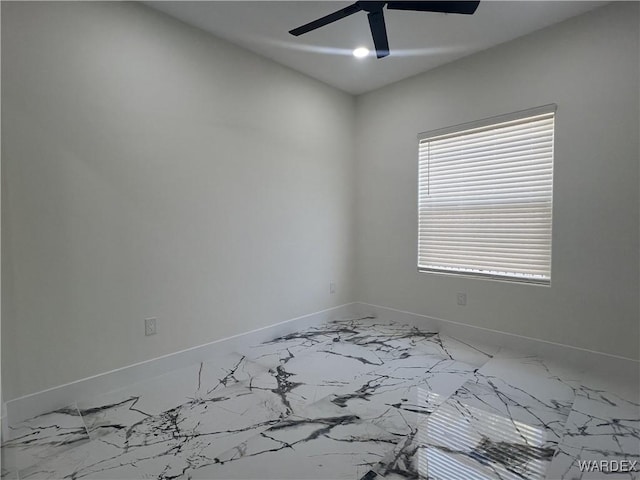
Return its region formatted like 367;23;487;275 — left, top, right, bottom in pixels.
5;303;360;426
7;301;637;427
352;302;639;385
1;416;7;445
1;401;7;443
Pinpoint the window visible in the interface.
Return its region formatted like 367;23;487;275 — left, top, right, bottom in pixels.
418;105;555;285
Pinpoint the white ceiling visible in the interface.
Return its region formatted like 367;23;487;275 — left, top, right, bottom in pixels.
145;1;609;95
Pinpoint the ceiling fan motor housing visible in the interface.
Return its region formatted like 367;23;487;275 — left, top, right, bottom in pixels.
289;1;481;59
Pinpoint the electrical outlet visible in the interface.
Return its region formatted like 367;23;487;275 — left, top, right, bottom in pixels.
456;293;467;306
145;317;157;336
329;282;336;294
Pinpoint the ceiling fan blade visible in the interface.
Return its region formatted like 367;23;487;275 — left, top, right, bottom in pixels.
386;1;480;14
367;10;390;58
289;3;363;36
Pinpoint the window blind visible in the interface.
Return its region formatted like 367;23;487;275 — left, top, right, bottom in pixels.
418;105;555;284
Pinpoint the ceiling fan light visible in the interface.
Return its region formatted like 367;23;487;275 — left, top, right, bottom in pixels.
353;47;370;58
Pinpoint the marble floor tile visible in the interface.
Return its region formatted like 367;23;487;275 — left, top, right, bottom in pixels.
4;318;635;480
303;320;497;371
480;349;585;398
374;396;557;480
545;389;640;480
327;319;441;355
78;352;267;439
318;319;498;367
238;317;377;368
449;374;573;446
371;351;582;480
22;384;289;479
456;351;581;444
0;404;89;477
246;341;387;415
419;334;500;368
191;396;401;479
329;357;478;436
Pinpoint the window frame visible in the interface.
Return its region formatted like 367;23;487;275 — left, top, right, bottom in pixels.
416;104;557;286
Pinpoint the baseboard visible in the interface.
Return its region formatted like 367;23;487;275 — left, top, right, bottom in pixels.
5;303;360;426
1;400;7;443
8;301;637;427
352;302;639;385
1;415;7;445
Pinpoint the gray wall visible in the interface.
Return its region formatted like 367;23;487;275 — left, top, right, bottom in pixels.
2;1;356;400
354;2;639;360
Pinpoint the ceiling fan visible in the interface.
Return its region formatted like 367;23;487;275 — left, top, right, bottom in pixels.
289;1;480;59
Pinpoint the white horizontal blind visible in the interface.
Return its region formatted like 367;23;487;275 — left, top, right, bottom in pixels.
418;106;555;284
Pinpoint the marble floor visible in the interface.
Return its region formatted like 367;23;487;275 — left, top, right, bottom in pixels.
2;316;639;479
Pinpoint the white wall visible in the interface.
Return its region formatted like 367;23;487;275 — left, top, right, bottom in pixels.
354;2;639;360
3;0;638;404
1;1;355;401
